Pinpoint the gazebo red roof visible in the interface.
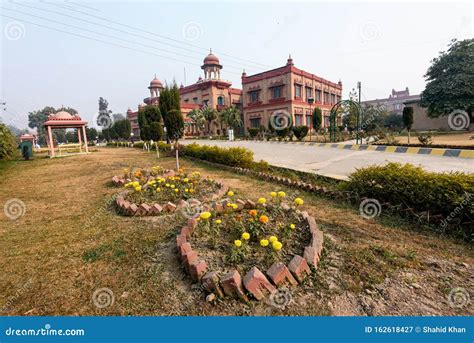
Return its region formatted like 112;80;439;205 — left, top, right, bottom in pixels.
44;111;88;127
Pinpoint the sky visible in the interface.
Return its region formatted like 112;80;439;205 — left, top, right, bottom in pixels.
0;0;472;131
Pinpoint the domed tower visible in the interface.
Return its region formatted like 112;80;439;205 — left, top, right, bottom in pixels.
201;49;222;80
148;74;164;99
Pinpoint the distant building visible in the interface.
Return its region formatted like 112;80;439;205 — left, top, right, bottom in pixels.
242;56;342;131
362;87;420;114
127;50;242;138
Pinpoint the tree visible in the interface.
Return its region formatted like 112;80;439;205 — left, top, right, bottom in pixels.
202;107;217;135
0;124;18;160
312;107;322;131
138;105;162;141
421;39;474;122
113;119;131;140
98;97;113;138
220;106;243;133
187;108;206;134
402;106;414;144
160;83;184;169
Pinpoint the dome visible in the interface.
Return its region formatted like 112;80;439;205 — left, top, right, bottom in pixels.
203;50;220;65
149;75;163;88
53;110;73;119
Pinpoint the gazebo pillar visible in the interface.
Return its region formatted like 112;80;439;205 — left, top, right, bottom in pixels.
77;127;83;153
47;125;55;157
82;125;89;153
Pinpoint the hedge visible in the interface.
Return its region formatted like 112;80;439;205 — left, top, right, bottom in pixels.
343;162;473;236
0;124;18;160
182;143;254;169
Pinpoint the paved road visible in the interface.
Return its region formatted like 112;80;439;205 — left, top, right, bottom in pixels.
182;140;474;179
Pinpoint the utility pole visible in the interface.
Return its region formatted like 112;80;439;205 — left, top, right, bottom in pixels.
357;81;361;145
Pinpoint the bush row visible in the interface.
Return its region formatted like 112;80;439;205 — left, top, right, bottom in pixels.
181;143;254;169
342;162;473;237
106;141;172;151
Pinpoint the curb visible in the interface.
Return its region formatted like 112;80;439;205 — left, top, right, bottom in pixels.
257;141;474;158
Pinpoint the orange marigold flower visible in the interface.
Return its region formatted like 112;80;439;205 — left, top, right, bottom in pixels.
248;210;257;217
259;215;269;224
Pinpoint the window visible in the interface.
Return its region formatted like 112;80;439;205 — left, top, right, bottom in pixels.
295;115;302;126
324;92;330;104
217;96;224;106
306;115;312;127
193;97;198;104
316;90;321;102
249;90;260;103
305;87;313;101
336;95;341;103
250;118;261;128
295;85;302;98
271;86;282;99
184;99;189;103
331;94;336;104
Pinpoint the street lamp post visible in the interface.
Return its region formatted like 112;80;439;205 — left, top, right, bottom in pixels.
130;132;135;145
308;96;314;142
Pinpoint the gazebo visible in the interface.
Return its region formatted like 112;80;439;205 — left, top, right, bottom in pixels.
43;109;89;158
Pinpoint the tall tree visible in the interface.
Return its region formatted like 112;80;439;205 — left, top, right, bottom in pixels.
98;97;113;138
160;83;184;169
420;39;474;121
402;106;414;144
312;107;322;131
137;105;162;141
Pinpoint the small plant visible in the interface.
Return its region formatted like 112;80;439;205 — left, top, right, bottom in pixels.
417;133;433;146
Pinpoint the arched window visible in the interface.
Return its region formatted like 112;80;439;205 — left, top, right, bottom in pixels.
217;96;224;106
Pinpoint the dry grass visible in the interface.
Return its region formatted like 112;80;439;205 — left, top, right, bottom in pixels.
395;132;474;146
0;147;472;316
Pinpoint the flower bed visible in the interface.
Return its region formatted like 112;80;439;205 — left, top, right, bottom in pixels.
176;193;324;302
111;165;170;187
114;169;228;216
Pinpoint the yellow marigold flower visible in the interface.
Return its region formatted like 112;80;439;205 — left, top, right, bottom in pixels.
227;191;234;197
249;218;254;222
174;188;179;193
156;188;161;192
260;239;269;247
165;183;170;187
134;185;142;192
132;181;139;187
189;189;194;193
277;191;286;197
269;236;278;243
215;219;222;224
183;178;189;183
248;209;257;217
290;224;296;229
234;240;242;247
231;204;238;210
241;232;250;240
272;241;283;251
257;197;266;204
294;198;304;206
270;191;277;197
200;211;211;220
185;188;189;193
259;215;269;224
170;184;175;189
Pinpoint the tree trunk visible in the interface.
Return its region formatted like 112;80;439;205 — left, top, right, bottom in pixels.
407;130;411;144
175;141;180;170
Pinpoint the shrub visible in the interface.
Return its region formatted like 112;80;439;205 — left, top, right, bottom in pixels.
417;133;433;146
182;143;254;169
343;162;473;237
247;128;260;138
0;124;18;160
292;126;309;141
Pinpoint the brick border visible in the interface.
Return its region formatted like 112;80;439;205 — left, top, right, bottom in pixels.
115;180;228;217
176;199;323;302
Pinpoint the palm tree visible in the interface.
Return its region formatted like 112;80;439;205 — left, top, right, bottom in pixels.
202;107;217;135
187;108;206;135
221;106;243;132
